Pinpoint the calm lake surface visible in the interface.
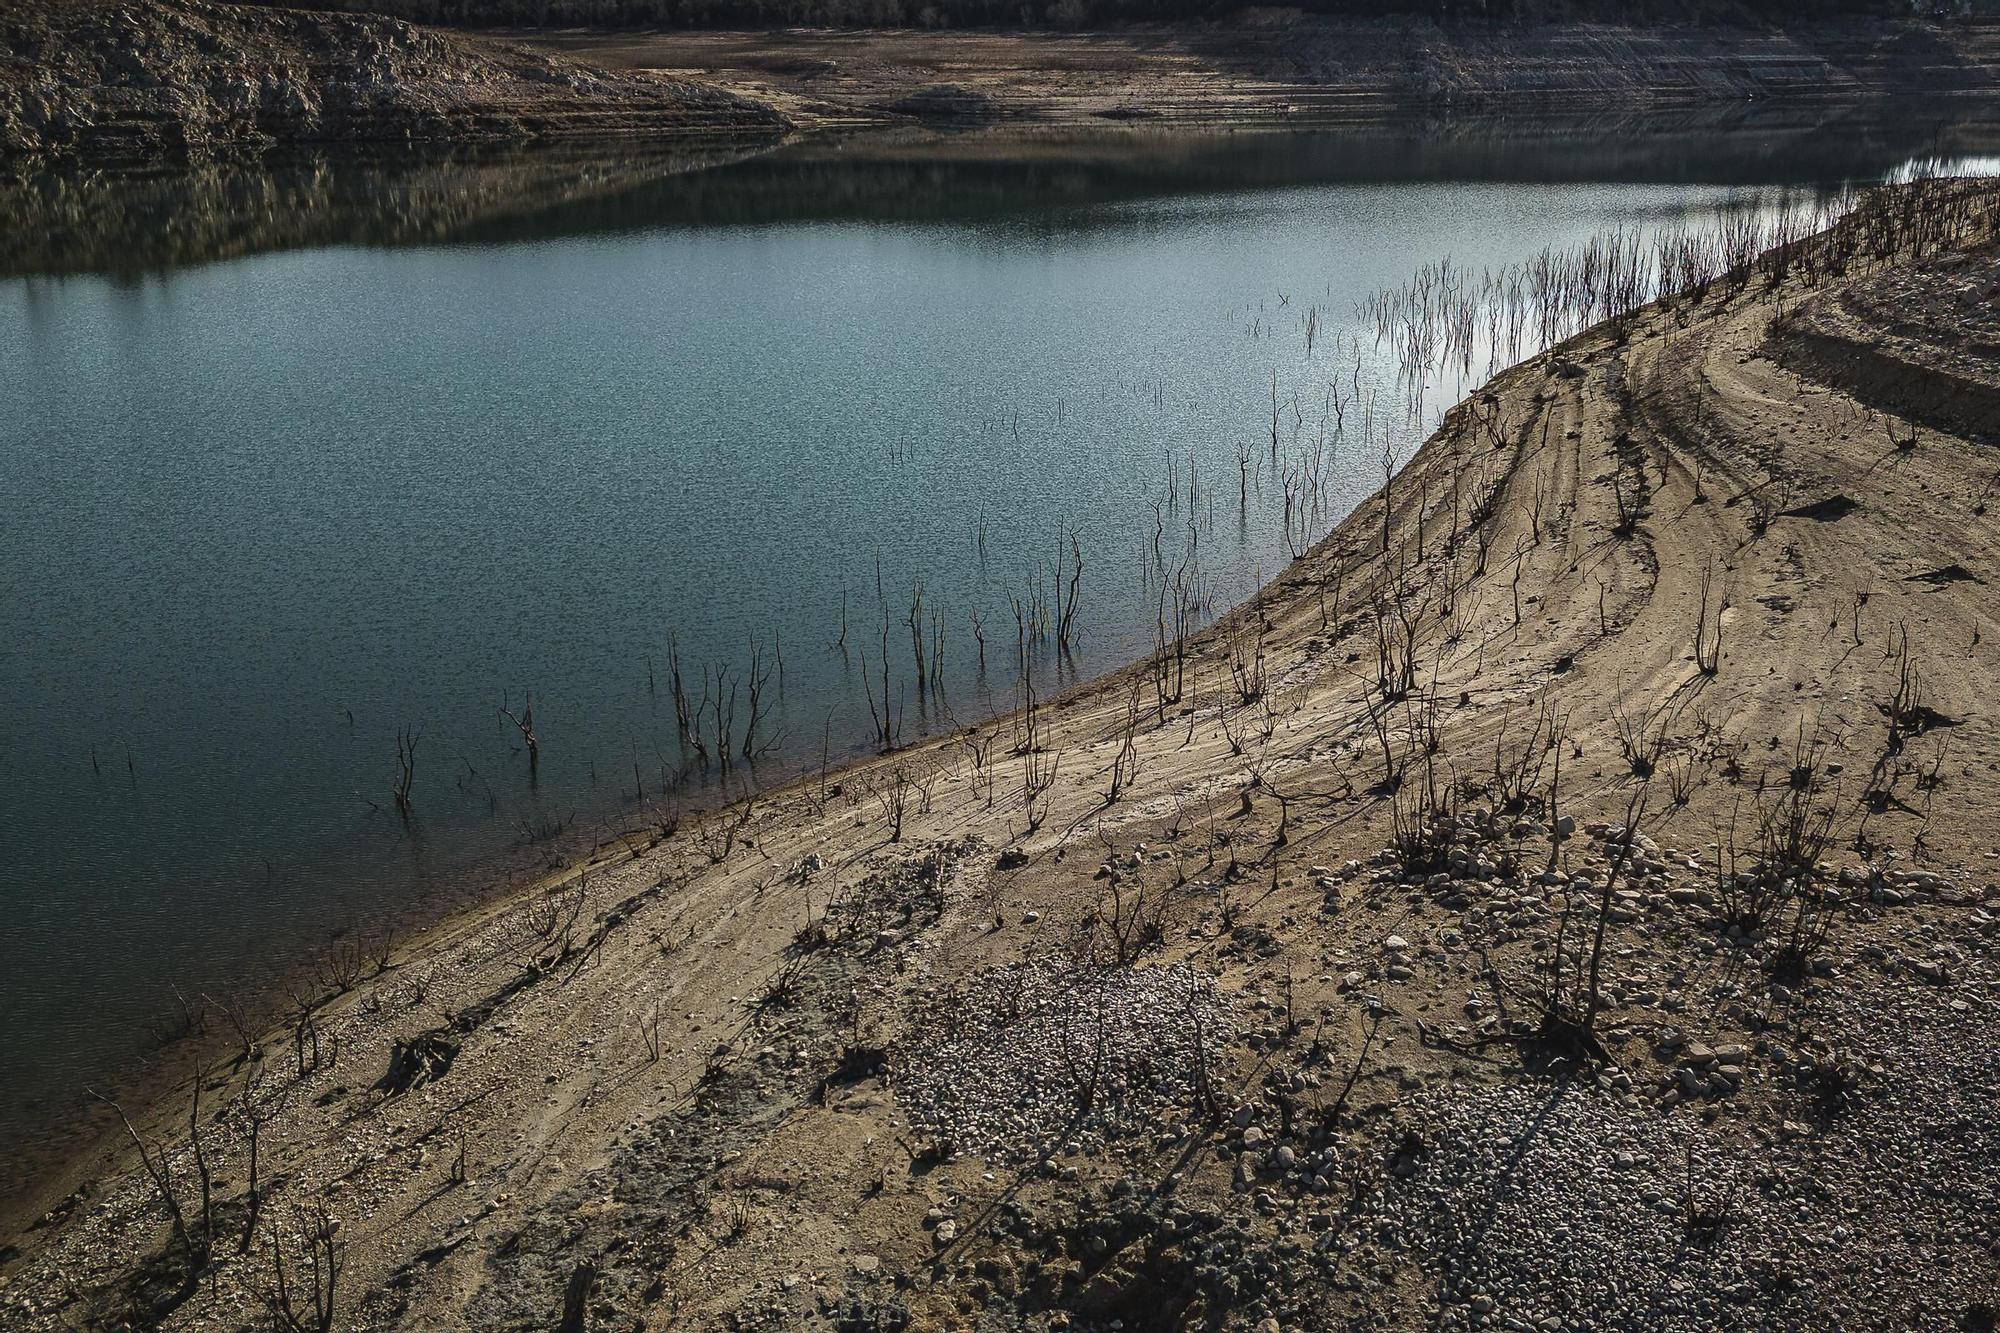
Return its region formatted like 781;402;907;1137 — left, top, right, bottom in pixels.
1;106;1990;1182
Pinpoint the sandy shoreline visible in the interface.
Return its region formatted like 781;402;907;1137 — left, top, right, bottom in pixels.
6;180;1998;1329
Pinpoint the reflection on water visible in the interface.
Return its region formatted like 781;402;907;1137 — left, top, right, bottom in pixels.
0;102;1992;1211
0;140;770;279
5;100;1995;278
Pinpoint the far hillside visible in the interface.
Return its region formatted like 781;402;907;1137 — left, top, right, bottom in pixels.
224;0;1989;32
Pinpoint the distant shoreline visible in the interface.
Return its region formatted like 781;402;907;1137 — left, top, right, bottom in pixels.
517;17;2000;132
6;3;1999;162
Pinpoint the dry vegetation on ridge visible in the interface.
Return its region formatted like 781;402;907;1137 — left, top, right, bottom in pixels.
5;181;2000;1332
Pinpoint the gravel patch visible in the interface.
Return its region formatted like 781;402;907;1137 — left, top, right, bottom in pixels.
894;959;1229;1164
1379;961;2000;1332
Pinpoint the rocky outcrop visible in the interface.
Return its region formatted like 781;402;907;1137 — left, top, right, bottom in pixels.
0;0;787;160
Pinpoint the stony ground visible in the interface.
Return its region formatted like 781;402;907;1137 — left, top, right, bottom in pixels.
3;184;2000;1332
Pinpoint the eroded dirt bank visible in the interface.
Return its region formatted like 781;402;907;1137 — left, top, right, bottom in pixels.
5;182;2000;1332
